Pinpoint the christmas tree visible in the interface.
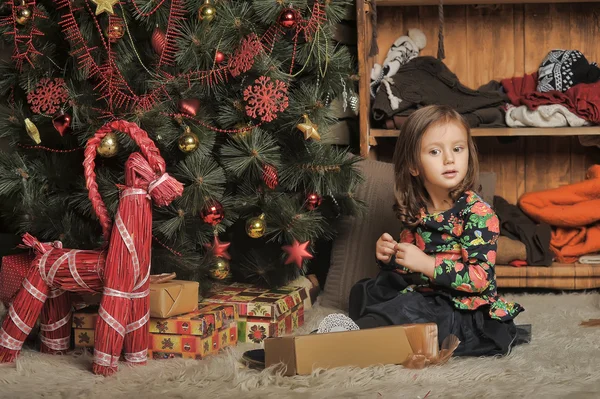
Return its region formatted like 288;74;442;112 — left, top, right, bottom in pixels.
0;0;362;290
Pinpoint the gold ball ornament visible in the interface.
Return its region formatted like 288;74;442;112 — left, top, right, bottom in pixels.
246;214;266;239
234;122;253;137
210;257;231;280
178;128;200;153
105;22;124;42
16;7;32;25
198;0;216;21
97;132;119;158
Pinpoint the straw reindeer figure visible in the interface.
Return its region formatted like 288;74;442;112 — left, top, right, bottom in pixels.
0;120;183;376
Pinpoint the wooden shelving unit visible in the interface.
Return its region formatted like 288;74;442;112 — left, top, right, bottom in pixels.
357;0;600;158
356;0;600;289
369;126;600;145
496;262;600;290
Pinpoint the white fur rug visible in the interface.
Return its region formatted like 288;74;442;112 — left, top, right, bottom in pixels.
1;292;600;399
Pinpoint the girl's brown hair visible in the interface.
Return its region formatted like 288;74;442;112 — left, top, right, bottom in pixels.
392;105;479;227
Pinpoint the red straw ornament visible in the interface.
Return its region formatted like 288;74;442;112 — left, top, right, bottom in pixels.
0;121;183;377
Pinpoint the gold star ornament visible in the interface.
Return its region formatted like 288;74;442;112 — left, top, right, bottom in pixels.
91;0;118;15
297;114;321;141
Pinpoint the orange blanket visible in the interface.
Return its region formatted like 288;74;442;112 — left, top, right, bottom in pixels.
518;165;600;263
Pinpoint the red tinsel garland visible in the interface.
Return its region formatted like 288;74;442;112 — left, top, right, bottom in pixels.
53;0;329;113
0;0;47;70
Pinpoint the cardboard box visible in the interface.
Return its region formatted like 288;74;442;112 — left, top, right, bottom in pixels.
202;282;309;343
150;280;199;318
264;323;438;376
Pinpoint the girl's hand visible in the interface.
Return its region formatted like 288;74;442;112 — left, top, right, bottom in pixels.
395;243;435;277
376;233;398;262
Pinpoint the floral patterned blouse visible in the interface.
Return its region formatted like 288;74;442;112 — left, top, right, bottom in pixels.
389;190;523;322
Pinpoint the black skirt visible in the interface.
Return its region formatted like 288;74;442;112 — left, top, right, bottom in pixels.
348;271;529;357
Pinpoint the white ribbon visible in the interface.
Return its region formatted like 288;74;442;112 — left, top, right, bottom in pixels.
94;349;120;368
124;349;147;363
39;335;70;351
133;265;151;292
8;305;32;335
46;251;70;287
0;328;24;351
121;188;147;199
115;211;140;283
99;305;126;337
38;249;53;285
22;279;47;303
47;289;66;299
148;173;169;194
68;250;92;291
103;287;149;300
126;311;150;334
40;312;72;332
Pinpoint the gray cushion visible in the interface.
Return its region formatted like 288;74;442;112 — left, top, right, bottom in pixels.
321;160;399;310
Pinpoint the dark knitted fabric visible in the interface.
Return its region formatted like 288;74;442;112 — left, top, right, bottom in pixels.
537;50;600;93
372;56;507;126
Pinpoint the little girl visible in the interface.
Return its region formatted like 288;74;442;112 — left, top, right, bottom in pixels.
318;105;529;356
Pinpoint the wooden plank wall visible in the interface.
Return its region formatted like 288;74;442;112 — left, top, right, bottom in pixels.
374;3;600;204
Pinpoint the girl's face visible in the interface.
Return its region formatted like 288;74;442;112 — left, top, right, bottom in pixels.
416;121;469;195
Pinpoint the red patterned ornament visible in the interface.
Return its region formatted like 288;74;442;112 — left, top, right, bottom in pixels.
243;76;289;122
305;192;322;211
52;111;72;136
200;201;225;225
178;98;201;116
279;8;298;29
262;164;278;189
228;34;262;77
152;27;166;56
215;51;225;64
282;239;313;269
204;235;231;260
27;78;69;115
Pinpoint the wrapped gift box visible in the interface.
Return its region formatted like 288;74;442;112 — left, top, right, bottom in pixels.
0;253;34;305
148;303;237;337
150;279;199;318
202;283;309;344
72;303;238;356
147;323;237;360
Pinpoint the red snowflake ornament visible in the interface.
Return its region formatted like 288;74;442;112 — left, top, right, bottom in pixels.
27;78;69;115
243;76;289;122
228;34;262;77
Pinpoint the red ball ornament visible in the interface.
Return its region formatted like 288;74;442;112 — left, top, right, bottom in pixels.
152;27;166;55
178;98;201;116
305;192;322;211
200;201;225;225
52;111;72;136
279;8;297;29
215;51;226;64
